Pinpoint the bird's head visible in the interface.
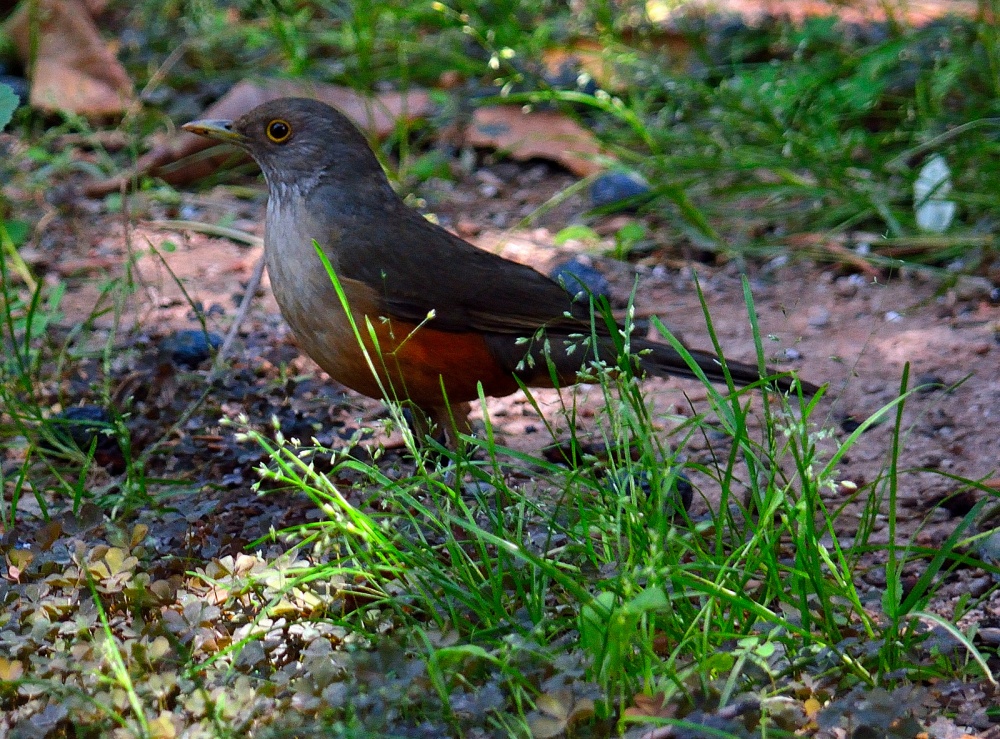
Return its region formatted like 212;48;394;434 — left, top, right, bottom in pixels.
183;97;382;191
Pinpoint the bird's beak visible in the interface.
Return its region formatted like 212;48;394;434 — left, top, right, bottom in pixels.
182;119;246;145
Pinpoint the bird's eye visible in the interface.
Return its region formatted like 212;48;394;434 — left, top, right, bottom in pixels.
266;119;292;143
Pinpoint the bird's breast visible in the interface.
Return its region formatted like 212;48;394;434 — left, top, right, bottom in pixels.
263;188;382;395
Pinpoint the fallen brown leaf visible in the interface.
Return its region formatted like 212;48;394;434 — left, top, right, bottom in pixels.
463;105;610;178
5;0;134;117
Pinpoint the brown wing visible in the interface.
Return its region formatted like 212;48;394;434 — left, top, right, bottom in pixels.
312;183;818;394
325;189;593;335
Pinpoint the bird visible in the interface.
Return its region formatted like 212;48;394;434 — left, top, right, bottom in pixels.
183;97;817;443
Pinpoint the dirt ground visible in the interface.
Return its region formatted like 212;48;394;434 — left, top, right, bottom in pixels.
24;157;1000;636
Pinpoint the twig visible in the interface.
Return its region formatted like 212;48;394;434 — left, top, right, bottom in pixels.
208;253;266;382
148;219;263;247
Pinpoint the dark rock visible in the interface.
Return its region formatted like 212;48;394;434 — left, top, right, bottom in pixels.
589;171;651;210
549;256;610;303
914;372;945;393
162;329;223;368
44;405;125;472
605;467;692;515
48;405;111;450
840;416;862;433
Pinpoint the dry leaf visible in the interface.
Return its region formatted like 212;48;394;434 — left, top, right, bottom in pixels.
5;0;134;117
464;105;610;177
543;40;621;91
0;657;25;681
623;691;675;720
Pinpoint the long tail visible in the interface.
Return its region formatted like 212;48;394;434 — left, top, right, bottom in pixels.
631;337;819;395
492;332;820;395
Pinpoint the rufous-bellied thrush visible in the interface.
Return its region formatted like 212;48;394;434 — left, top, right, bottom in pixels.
183;98;817;441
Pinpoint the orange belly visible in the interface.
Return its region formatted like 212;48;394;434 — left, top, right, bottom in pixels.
360;319;521;407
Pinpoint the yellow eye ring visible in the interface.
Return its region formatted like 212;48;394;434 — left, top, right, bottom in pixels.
266;119;292;143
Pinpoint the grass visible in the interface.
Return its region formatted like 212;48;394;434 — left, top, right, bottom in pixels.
2;0;1000;736
217;286;992;735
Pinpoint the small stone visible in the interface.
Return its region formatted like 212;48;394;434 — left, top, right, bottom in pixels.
914;373;945;393
840;416;862;433
972;341;991;355
548;256;611;303
884;310;903;322
463;480;495;496
783;347;801;361
977;529;1000;572
475;169;503;187
916;452;944;468
47;405;111;451
43;405;125;472
455;218;481;237
976;627;1000;645
953;275;994;302
589;171;651;210
834;276;859;298
162;329;223;368
605;468;692;515
807;307;830;328
862;565;886;586
764;254;789;271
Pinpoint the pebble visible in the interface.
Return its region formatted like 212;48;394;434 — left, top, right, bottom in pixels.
462;480;496;497
807;307;830;328
976;529;1000;569
49;405;112;451
953;275;994;302
783;347;801;361
605;467;692;514
834;276;860;298
44;405;125;471
915;452;944;468
548;256;611;303
764;254;789;271
914;373;944;392
589;171;651;210
884;310;903;322
976;627;1000;645
840;416;862;433
967;578;996;599
475;169;503;187
862;565;886;587
162;329;223;368
455;218;481;237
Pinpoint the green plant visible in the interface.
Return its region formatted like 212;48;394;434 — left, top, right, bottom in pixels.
225;271;990;734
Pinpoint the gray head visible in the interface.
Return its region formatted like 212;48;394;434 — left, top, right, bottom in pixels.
183;97;386;190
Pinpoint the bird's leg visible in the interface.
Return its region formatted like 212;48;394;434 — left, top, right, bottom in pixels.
405;401;472;450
